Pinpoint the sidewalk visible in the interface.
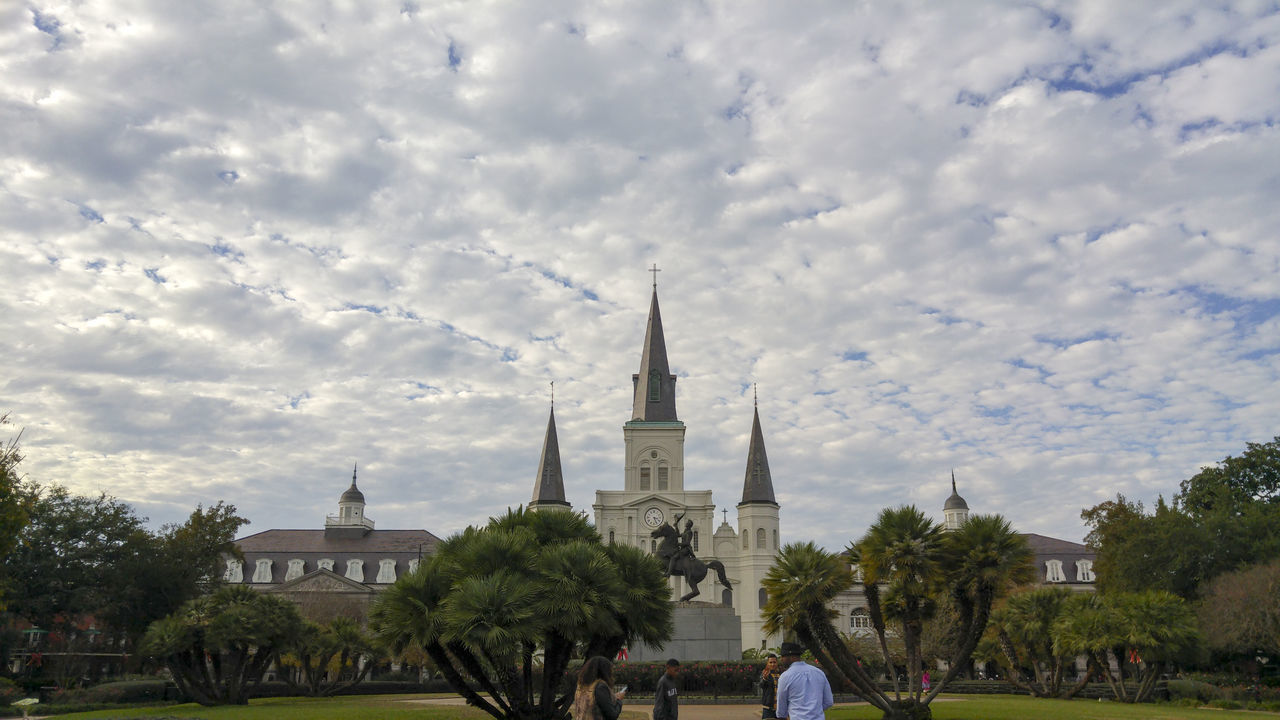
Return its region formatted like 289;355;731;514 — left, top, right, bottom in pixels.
408;696;877;719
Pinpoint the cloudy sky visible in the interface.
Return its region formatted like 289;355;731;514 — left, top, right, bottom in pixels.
2;1;1278;551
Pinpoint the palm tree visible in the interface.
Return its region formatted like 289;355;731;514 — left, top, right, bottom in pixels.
985;586;1089;698
1054;590;1197;703
368;506;671;720
763;509;1031;720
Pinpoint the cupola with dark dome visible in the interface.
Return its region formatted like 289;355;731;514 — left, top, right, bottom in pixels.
326;463;375;538
943;471;970;530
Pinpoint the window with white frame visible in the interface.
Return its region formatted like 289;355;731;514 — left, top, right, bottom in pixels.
1076;559;1095;582
1045;559;1066;583
318;558;334;572
285;559;305;581
252;559;273;583
851;608;872;630
346;559;364;582
376;559;397;583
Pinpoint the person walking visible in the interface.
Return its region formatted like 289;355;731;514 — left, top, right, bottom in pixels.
760;652;782;719
775;642;833;720
653;658;680;720
921;669;931;694
571;655;626;720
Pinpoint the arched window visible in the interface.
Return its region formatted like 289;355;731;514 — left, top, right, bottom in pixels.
657;464;669;490
692;530;699;552
1045;559;1065;583
756;527;766;549
851;608;871;630
722;588;733;606
773;529;779;549
346;559;365;583
758;588;768;610
742;530;749;549
608;530;615;544
648;369;662;402
639;465;651;490
651;539;657;553
376;559;397;584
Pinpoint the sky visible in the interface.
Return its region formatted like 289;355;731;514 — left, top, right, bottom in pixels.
2;1;1278;552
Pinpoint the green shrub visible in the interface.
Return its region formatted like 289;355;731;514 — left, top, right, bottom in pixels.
1166;678;1220;702
1208;699;1243;709
0;677;22;706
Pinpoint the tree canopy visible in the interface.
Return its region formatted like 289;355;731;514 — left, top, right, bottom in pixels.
1082;437;1280;598
0;413;31;610
763;509;1032;720
142;584;305;705
368;506;671;720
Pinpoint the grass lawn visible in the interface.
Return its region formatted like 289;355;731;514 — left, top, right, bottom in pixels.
827;694;1278;720
45;693;1278;720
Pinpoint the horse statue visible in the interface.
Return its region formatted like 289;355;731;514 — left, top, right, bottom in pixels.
650;521;731;602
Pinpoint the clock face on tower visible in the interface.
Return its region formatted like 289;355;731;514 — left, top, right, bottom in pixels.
644;507;665;528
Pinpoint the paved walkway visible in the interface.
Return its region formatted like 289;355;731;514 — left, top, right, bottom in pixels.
407;696;892;719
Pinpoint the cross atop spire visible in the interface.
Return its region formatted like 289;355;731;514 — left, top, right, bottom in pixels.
353;463;358;483
739;403;778;506
630;282;679;422
649;263;661;289
550;380;555;409
753;383;758;408
530;404;570;509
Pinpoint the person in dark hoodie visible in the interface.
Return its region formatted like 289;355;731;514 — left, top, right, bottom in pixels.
653;658;680;720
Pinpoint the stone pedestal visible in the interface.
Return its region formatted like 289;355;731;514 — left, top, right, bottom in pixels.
628;601;742;662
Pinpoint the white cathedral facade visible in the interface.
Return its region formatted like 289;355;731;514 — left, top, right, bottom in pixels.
529;285;782;653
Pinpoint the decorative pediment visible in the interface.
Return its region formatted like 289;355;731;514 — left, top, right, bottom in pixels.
267;568;375;594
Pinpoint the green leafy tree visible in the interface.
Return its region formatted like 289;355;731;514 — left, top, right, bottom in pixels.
1053;590;1197;703
368;507;671;720
104;502;248;642
1083;438;1280;599
982;587;1090;698
278;616;375;696
763;509;1032;720
0;413;32;610
141;584;305;705
3;484;151;634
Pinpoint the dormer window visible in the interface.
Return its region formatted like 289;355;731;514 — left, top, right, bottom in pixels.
285;559;305;581
376;559;397;583
1076;559;1095;582
252;559;273;583
346;559;364;582
318;558;334;572
224;559;243;583
1045;559;1065;583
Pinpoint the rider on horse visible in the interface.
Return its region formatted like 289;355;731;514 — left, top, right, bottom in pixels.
667;512;696;576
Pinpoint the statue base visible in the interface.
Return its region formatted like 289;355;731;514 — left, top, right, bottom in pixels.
626;601;742;662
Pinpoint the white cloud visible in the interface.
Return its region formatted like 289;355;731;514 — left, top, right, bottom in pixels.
1;1;1278;553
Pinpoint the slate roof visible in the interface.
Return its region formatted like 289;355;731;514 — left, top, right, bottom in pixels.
1020;532;1096;585
739;406;778;506
630;289;679;422
236;529;439;553
233;529;440;586
531;407;569;507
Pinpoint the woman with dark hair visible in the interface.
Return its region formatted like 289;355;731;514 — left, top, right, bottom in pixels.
571;655;626;720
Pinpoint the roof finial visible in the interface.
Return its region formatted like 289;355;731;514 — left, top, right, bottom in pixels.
649;262;661;290
353;463;358;484
753;382;758;408
550;380;555;409
951;469;957;493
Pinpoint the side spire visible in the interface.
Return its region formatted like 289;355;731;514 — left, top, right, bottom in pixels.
630;275;678;422
739;402;778;506
531;391;570;509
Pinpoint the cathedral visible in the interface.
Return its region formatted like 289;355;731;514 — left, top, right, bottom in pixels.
530;283;782;653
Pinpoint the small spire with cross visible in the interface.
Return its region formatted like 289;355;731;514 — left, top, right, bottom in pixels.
649;263;661;290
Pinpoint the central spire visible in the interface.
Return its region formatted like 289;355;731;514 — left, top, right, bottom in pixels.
631;283;679;422
739;403;778;506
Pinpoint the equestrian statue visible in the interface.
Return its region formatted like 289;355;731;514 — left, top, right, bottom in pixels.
650;511;731;602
